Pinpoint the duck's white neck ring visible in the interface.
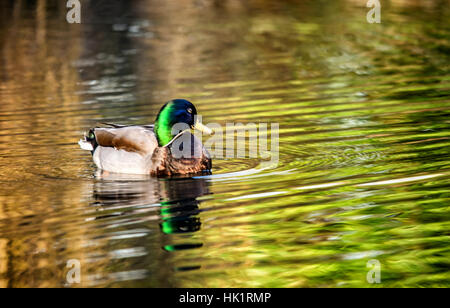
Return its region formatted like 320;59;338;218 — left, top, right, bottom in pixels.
162;129;191;148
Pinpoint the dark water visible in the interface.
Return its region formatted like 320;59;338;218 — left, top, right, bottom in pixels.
0;0;449;287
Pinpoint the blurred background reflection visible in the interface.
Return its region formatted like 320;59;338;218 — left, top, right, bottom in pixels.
0;0;449;287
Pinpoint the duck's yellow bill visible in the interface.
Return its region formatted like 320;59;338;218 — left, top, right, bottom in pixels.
194;121;213;135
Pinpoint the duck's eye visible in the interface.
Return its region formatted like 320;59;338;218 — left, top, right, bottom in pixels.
187;108;193;114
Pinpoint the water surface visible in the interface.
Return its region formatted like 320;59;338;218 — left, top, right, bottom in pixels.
0;0;449;287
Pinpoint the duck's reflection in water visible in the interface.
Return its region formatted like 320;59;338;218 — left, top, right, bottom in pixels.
93;170;210;234
90;171;211;282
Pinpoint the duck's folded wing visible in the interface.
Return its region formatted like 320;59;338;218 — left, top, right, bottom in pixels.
93;126;158;155
100;122;154;129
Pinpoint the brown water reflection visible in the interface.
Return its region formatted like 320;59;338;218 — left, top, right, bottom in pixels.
0;0;449;287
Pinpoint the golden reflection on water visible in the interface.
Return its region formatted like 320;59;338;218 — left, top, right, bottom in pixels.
0;0;449;287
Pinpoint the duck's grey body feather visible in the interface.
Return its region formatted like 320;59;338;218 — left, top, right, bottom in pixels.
93;146;154;175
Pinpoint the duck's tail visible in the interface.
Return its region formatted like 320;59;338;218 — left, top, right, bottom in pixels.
78;129;98;152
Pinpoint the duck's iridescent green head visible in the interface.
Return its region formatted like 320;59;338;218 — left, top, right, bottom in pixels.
154;99;212;147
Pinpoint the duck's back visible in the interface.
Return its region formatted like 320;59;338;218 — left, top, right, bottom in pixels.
84;126;158;175
93;126;158;154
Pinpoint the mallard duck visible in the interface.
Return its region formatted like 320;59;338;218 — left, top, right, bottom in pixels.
78;99;213;176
